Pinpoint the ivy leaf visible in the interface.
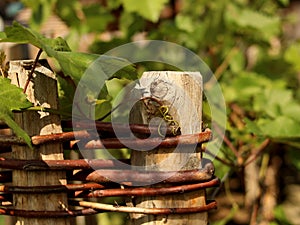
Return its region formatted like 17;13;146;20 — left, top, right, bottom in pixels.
121;0;168;22
0;22;137;84
0;21;71;51
0;77;32;148
47;51;136;89
246;116;300;147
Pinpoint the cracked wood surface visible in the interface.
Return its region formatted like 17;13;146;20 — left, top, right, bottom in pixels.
8;60;70;225
129;71;207;225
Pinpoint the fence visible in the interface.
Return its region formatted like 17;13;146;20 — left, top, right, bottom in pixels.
0;60;219;225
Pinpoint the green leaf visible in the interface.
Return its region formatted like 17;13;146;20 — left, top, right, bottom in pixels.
49;51;136;87
0;32;6;39
22;0;56;29
82;4;114;32
0;21;71;51
281;102;300;123
0;22;137;86
258;116;300;139
288;150;300;170
273;205;293;225
121;0;168;22
251;116;300;140
246;116;300;147
175;14;194;32
0;22;137;123
225;3;280;40
0;77;32;147
229;50;245;73
55;0;82;28
244;118;263;136
284;42;300;71
277;0;289;6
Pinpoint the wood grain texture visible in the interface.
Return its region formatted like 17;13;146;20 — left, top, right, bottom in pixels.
129;71;207;225
8;60;70;225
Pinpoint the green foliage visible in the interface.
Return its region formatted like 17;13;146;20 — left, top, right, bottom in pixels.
0;22;136;85
0;21;71;51
225;3;281;41
0;77;32;147
121;0;168;22
271;205;293;225
0;22;137;121
284;42;300;71
1;0;299;224
22;0;56;29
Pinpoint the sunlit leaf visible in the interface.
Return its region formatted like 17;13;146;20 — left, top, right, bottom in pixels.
0;22;137;87
175;14;194;32
284;43;300;71
0;77;32;147
121;0;168;22
254;116;300;139
225;3;280;40
22;0;56;28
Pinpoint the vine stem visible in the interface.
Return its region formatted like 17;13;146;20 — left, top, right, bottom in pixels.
70;200;217;215
0;178;219;196
205;46;238;90
70;166;215;184
23;49;43;93
78;178;220;198
244;138;270;167
213;123;240;160
204;148;235;167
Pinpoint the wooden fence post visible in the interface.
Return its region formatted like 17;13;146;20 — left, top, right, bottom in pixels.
8;60;70;225
129;71;207;225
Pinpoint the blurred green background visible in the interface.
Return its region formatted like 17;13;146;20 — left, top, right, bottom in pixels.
1;0;300;224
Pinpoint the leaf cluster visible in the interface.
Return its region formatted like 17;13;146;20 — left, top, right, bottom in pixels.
0;21;137;146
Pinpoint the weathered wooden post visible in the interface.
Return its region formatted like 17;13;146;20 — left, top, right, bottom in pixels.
129;71;208;225
8;60;70;225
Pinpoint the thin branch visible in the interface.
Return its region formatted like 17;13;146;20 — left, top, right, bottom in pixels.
23;49;43;93
0;207;99;217
70;164;215;185
213;123;240;159
80;129;212;150
250;199;260;225
56;71;77;90
204;148;235;167
31;130;91;145
77;177;220;198
25;106;72;118
0;178;219;196
70;200;217;214
97;102;122;121
0;183;105;194
244;139;271;167
64;120;181;137
205;46;238;89
0;158;130;170
0;129;211;149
